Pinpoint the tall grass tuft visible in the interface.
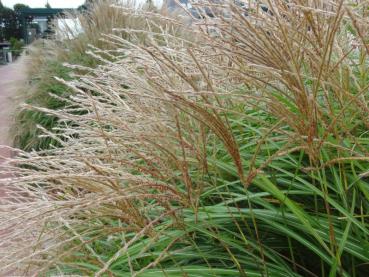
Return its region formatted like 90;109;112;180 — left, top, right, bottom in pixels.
12;0;162;151
2;1;369;276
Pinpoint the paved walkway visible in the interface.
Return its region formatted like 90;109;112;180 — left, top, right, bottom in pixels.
0;58;27;150
0;57;28;181
0;58;28;276
0;57;27;184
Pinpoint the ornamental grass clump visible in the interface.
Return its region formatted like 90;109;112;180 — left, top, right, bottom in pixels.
13;0;162;151
1;1;369;276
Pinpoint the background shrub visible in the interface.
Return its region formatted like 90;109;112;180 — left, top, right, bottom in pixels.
9;37;24;58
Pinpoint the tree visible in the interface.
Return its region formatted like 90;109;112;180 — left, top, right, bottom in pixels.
45;1;51;9
0;6;17;41
78;0;95;12
0;3;25;41
14;3;29;13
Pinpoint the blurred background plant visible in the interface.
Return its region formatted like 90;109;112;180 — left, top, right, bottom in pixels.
9;37;24;57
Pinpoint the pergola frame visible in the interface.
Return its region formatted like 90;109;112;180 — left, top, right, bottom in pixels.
19;8;72;44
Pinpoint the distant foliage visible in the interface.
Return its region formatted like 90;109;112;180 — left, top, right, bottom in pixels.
0;6;18;41
9;37;24;57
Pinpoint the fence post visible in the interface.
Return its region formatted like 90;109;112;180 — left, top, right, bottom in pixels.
2;48;7;63
6;51;12;63
3;47;10;63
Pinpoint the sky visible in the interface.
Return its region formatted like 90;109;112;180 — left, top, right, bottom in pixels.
1;0;85;9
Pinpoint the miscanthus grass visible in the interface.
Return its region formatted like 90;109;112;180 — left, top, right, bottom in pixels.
13;0;163;151
1;0;369;276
